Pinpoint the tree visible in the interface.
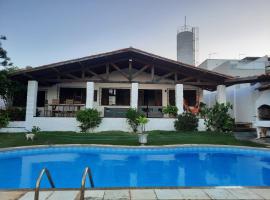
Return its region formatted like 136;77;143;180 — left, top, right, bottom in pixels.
0;36;24;108
0;35;13;67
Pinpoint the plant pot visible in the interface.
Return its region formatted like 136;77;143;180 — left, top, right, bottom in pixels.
138;133;148;145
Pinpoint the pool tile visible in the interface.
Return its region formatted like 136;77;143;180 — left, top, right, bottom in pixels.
104;190;130;200
250;189;270;199
130;189;156;200
47;190;78;200
19;191;53;200
178;189;211;199
0;191;26;200
154;189;183;199
204;189;238;200
84;190;105;200
227;188;263;199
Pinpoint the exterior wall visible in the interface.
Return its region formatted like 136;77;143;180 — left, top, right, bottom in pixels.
198;57;269;77
2;117;205;132
203;84;260;125
0;121;26;133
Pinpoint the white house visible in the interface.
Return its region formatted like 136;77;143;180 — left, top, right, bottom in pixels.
1;47;234;132
199;56;270;137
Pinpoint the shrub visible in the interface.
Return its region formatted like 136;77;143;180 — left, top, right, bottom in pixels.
162;105;178;117
126;108;144;133
31;126;41;134
76;109;102;132
5;108;26;121
0;112;9;128
174;112;198;131
200;102;235;133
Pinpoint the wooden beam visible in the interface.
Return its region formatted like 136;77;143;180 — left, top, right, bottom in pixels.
155;72;175;82
128;59;132;81
174;73;178;82
178;76;195;83
132;64;150;79
106;63;110;80
151;65;155;81
39;79;216;87
64;73;80;80
85;69;106;81
111;63;129;80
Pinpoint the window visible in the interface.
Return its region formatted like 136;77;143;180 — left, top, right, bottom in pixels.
184;90;197;106
13;89;27;107
138;90;162;106
37;91;46;107
168;90;175;106
101;88;130;106
168;90;197;106
94;90;98;102
59;88;86;103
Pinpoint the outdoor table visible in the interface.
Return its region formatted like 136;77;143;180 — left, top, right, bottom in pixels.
48;104;85;117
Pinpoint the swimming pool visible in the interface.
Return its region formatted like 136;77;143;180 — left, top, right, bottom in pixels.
1;145;270;189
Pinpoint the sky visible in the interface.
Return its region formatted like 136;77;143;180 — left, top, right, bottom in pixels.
0;0;270;68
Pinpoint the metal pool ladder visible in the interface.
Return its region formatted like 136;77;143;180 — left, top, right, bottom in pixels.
34;168;55;200
79;167;95;200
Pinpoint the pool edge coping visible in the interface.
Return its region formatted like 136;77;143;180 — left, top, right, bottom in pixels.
0;143;269;153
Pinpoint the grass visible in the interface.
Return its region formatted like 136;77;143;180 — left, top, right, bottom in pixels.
0;130;265;148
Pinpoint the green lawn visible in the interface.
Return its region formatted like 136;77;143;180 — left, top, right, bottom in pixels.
0;131;265;148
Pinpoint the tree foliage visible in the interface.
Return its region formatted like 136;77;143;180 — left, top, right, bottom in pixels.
76;109;102;132
0;35;13;67
200;102;235;133
126;108;145;133
0;35;25;108
174;112;198;131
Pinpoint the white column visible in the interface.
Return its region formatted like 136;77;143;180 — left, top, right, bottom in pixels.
131;83;139;109
175;84;184;114
216;85;227;104
25;80;38;130
86;82;94;109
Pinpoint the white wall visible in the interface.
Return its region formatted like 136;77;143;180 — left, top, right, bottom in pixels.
203;83;263;125
0;118;206;132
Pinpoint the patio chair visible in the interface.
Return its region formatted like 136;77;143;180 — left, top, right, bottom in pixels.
65;99;75;117
51;99;61;117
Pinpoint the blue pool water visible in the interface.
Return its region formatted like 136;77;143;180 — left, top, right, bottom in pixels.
1;146;270;189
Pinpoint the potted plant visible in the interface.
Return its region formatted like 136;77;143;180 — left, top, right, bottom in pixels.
162;105;178;118
136;116;149;145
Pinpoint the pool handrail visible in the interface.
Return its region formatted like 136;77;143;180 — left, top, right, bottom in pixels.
79;167;95;200
34;168;55;200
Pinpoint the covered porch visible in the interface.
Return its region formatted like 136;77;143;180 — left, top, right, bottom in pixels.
10;47;232;131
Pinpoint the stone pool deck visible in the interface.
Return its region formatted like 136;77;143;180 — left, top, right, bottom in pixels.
2;188;270;200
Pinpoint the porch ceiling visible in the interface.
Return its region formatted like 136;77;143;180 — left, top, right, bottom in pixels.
9;47;233;91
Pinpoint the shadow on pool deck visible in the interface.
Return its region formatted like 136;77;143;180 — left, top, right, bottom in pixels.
234;131;270;147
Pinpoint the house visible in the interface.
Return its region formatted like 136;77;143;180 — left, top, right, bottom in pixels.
198;56;270;137
0;47;236;132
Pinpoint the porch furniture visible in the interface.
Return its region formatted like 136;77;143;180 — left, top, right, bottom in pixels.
104;107;129;118
139;106;163;118
48;103;85;117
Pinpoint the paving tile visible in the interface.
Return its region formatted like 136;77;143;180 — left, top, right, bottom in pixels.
178;189;211;200
104;190;130;200
84;190;105;200
19;191;53;200
130;189;156;200
47;190;78;200
227;188;263;200
204;188;238;200
0;191;26;200
250;189;270;199
154;189;183;200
